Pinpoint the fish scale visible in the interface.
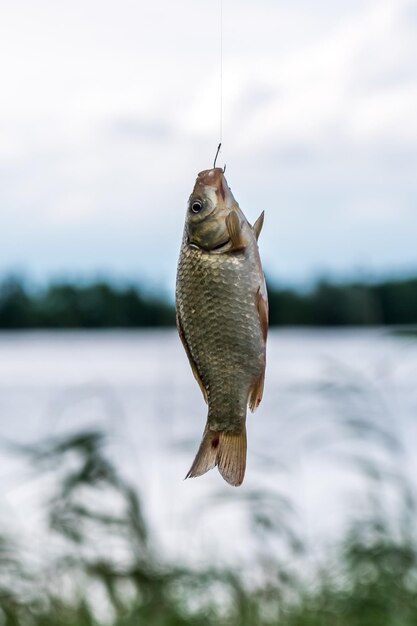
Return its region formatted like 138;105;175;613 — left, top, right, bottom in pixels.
177;239;261;423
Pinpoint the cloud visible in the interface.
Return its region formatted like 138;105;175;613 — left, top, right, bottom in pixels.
0;0;416;284
109;116;174;142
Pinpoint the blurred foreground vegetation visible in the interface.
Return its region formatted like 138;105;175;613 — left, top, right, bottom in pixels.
2;420;417;626
1;274;417;328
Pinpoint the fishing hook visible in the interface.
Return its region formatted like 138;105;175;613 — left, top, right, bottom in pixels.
213;142;221;168
213;143;226;172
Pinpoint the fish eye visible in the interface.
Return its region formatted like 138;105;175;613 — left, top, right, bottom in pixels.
190;200;203;213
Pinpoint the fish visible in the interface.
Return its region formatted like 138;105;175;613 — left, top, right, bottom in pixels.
176;167;268;486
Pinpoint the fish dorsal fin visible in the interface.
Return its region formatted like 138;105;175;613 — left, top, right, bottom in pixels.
252;211;264;240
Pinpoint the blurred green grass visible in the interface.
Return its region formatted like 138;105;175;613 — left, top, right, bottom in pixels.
1;417;417;626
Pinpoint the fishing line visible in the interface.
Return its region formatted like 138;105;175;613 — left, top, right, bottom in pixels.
219;0;223;146
212;0;224;170
213;0;224;171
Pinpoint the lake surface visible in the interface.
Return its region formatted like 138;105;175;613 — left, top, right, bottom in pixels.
1;329;416;567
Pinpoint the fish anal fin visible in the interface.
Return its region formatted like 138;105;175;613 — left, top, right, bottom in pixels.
249;370;265;412
225;210;246;252
186;426;247;487
252;211;264;240
176;313;208;404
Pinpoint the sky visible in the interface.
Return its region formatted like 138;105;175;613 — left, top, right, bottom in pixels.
0;0;416;291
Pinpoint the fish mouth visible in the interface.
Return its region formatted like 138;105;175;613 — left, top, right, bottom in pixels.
197;168;224;185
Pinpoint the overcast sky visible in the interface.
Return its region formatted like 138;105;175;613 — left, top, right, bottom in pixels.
1;0;416;290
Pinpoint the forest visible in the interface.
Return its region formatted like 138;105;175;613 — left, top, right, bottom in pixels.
1;274;416;329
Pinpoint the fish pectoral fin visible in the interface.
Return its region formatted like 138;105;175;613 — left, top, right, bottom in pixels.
176;313;208;404
186;425;247;487
225;210;246;251
252;211;264;241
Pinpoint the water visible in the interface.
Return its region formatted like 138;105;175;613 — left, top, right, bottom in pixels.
1;329;416;567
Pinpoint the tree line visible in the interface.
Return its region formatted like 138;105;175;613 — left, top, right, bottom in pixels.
0;274;417;328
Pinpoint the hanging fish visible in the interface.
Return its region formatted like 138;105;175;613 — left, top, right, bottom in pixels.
176;167;268;486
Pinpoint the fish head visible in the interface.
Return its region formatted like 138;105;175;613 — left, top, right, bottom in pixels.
186;167;238;251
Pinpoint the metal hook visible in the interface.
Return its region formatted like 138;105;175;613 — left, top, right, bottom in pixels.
213;142;221;168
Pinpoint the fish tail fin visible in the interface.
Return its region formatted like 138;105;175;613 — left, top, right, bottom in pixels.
217;429;247;487
185;424;247;487
185;426;218;480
